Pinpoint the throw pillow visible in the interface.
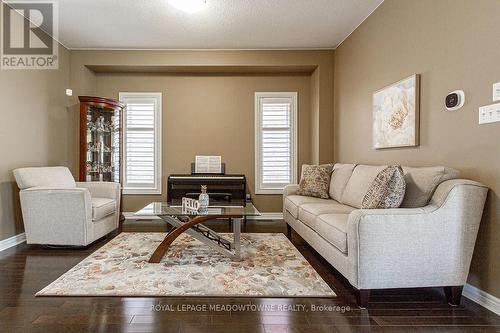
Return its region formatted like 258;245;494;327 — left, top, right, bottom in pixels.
361;166;406;209
296;164;333;199
400;166;460;208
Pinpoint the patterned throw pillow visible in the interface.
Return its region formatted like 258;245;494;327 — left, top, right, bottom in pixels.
296;164;333;199
361;166;406;209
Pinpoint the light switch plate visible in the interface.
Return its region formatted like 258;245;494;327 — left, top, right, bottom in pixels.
65;89;73;96
493;82;500;102
479;103;500;124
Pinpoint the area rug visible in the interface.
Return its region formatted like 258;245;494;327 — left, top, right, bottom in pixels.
37;232;335;297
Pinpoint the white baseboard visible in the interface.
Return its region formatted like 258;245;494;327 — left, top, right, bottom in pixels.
0;233;26;252
247;212;283;220
123;212;161;220
463;283;500;315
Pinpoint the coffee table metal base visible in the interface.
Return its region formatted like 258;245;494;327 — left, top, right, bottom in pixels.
148;215;241;263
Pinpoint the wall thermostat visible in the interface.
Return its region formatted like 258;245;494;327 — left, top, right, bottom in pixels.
445;90;465;111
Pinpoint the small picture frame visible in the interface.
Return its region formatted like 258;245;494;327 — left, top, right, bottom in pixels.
182;197;200;211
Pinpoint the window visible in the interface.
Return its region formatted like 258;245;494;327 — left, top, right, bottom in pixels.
255;92;297;194
119;92;162;194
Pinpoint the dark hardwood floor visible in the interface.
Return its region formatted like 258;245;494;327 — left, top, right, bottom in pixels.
0;219;499;333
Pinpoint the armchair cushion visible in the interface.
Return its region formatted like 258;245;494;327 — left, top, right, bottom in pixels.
91;197;116;221
76;181;120;200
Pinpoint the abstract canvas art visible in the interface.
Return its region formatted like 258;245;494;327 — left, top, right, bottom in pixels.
373;74;420;149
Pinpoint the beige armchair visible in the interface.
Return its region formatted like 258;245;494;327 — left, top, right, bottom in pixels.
13;166;120;246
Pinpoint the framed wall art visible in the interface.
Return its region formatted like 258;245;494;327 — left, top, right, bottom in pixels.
373;74;420;149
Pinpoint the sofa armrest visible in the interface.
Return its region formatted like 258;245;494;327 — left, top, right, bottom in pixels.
346;180;488;290
283;184;299;216
19;187;93;245
283;184;299;199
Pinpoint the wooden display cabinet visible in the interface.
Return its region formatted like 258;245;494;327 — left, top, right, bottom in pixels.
79;96;125;183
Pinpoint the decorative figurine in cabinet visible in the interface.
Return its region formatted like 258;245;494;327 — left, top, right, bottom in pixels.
79;96;125;183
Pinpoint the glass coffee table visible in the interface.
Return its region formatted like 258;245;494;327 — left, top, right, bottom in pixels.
135;203;261;263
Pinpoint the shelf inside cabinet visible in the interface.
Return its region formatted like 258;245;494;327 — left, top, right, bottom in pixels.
86;129;118;136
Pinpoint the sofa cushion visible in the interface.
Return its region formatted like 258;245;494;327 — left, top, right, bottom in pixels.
341;165;387;208
298;202;354;229
284;195;331;219
329;163;357;201
316;214;349;254
401;166;460;207
92;197;116;221
296;164;333;199
362;166;406;209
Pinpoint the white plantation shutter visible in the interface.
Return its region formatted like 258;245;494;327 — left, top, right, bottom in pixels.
255;92;297;194
120;93;162;194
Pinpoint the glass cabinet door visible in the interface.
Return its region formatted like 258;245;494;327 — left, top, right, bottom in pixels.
85;106;119;182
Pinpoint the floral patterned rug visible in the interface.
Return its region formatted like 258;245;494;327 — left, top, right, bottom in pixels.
37;232;335;297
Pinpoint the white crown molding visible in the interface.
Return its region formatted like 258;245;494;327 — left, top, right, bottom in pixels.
68;47;336;51
0;233;26;252
463;283;500;316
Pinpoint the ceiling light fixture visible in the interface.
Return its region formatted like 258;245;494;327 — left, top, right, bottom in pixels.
168;0;207;14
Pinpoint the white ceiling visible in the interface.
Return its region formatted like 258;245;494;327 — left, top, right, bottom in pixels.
47;0;383;49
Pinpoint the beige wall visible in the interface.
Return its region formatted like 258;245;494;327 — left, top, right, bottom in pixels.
68;50;334;170
0;44;70;241
69;50;335;212
334;0;500;297
96;74;311;212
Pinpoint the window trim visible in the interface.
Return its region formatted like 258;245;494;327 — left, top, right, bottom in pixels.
119;92;162;195
254;92;298;195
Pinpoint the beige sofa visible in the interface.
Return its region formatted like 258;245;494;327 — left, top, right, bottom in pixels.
283;164;488;308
